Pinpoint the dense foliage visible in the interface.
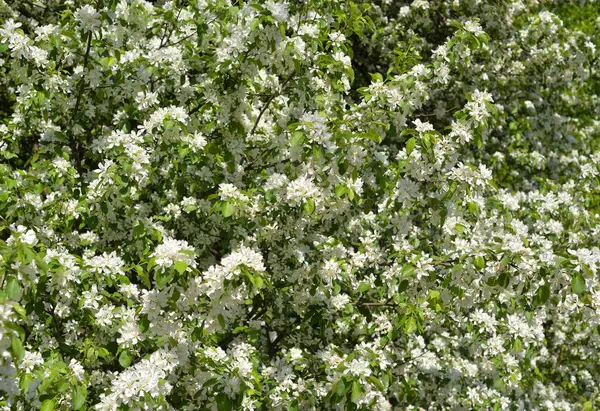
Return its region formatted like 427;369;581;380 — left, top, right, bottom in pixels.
0;0;599;409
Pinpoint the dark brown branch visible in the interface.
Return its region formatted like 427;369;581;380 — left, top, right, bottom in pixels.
249;71;296;136
68;29;93;173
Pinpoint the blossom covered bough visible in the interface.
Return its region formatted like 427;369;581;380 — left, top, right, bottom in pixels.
0;0;599;409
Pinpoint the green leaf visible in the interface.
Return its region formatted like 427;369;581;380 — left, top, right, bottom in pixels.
155;270;174;288
19;373;35;395
217;314;227;329
6;322;26;341
366;376;384;391
72;384;87;410
136;265;151;289
534;284;550;305
467;201;480;215
40;399;55;411
10;334;25;362
264;189;276;203
351;380;363;403
401;264;415;278
119;350;133;368
406;137;416;155
18;244;34;265
222;201;235;218
475;132;483;148
133;222;145;238
571;273;586;294
139;315;150;333
513;338;523;352
335;185;347;198
443;181;458;201
369;72;383;82
215;393;232;411
497;272;510;288
347;189;355;201
174;260;188;274
57;378;71;393
5;276;21;300
290;131;305;147
303;198;315;215
97;347;110;358
335;379;346;396
361;128;382;144
13;304;27;320
357;282;370;293
405;317;417;334
474;256;485;271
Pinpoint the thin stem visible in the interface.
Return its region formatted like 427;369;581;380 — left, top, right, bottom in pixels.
249;71;296;136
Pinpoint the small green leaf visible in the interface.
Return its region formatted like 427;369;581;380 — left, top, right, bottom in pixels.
443;181;458;201
571;273;586;294
13;304;27;320
335;185;347;198
222;201;235;217
534;284;550;305
405;317;417;334
290;131;305;147
406;137;415;155
401;264;415;278
513;338;523;352
40;399;55;411
468;201;480;215
303;198;315;215
97;347;110;358
155;270;174;288
351;380;363;403
253;275;264;288
10;335;25;362
119;350;133;368
366;376;384;391
217;314;227;329
335;379;345;396
136;266;151;289
347;189;355;201
72;384;87;410
357;282;370;293
139;315;150;333
369;72;383;82
215;393;231;411
264;190;276;203
19;373;34;394
497;272;510;288
174;260;188;274
474;256;485;270
6;276;21;300
361;128;382;143
18;244;34;265
133;222;145;238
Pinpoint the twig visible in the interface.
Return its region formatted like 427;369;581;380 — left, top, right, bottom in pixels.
361;302;399;307
69;29;93;173
249;71;296;136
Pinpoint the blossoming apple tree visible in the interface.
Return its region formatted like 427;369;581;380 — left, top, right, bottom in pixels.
0;0;599;409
